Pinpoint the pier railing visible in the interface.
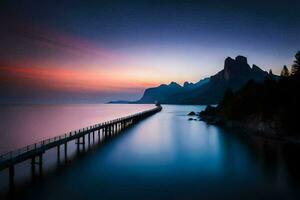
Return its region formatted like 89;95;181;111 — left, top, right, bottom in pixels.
0;105;162;166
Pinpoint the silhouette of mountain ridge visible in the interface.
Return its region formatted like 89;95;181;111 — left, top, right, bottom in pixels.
134;55;277;104
109;55;277;105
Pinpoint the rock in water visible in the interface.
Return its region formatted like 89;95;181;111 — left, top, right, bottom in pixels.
188;111;196;116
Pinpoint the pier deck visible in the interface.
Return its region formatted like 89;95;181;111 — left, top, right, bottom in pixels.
0;105;162;189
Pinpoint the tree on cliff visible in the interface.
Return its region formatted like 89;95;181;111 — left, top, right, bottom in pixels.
269;69;273;75
281;65;290;77
200;51;300;135
291;51;300;76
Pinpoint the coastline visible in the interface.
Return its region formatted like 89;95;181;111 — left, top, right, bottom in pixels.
199;113;300;145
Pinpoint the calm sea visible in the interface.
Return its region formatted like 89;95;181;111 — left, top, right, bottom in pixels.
0;104;300;199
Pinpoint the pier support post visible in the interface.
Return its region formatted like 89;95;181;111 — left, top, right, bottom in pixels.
88;133;90;147
38;154;43;176
98;130;100;142
57;145;60;162
76;138;80;152
93;131;95;143
82;136;85;151
64;142;67;161
31;156;36;178
105;127;108;138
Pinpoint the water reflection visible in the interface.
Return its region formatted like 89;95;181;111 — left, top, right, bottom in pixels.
0;105;300;199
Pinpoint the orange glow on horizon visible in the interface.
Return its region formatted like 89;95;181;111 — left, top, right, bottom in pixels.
0;22;203;99
0;62;162;93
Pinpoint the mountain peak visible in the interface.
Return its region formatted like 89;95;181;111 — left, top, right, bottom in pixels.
183;81;192;87
159;84;168;87
135;55;278;105
223;55;251;80
225;57;235;65
169;82;181;88
235;55;248;64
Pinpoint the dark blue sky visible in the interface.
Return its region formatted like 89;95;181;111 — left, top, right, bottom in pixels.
1;0;299;103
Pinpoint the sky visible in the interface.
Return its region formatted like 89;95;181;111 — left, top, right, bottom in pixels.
0;0;299;103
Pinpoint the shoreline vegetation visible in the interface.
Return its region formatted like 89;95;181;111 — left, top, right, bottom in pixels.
198;51;300;143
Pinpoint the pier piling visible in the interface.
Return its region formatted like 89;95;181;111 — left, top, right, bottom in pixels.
57;145;60;162
64;142;67;161
38;154;43;176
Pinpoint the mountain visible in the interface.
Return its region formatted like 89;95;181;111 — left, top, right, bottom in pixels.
199;63;300;136
211;56;270;89
108;100;132;104
183;77;210;90
178;55;278;104
136;78;209;104
135;55;278;104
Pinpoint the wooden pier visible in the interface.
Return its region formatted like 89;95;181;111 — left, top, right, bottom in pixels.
0;105;162;189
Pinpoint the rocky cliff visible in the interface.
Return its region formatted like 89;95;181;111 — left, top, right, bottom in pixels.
133;55;277;104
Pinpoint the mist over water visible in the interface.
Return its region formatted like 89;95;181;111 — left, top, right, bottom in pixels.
0;104;300;199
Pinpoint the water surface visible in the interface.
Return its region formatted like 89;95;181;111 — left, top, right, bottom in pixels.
0;104;153;153
1;104;300;199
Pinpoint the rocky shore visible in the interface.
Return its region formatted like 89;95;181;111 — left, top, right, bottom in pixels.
195;108;300;144
187;106;300;144
185;51;300;144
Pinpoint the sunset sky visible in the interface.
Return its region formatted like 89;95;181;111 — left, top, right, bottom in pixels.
1;0;300;103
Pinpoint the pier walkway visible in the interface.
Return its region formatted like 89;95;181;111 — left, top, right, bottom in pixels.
0;105;162;189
